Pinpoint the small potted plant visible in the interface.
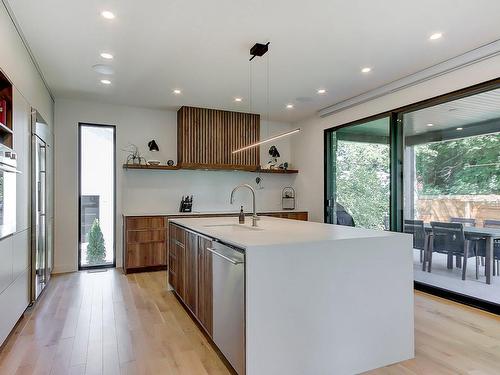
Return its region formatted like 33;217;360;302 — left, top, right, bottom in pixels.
123;143;146;165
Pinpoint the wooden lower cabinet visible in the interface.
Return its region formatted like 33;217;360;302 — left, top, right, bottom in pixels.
168;239;184;298
168;223;213;337
263;212;308;221
184;231;198;314
197;236;213;336
123;216;167;273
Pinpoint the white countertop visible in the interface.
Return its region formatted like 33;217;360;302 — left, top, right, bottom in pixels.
123;209;308;217
170;216;401;249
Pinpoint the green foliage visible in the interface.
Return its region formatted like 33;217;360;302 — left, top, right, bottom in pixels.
336;141;390;230
333;132;498;230
86;219;106;265
415;133;500;195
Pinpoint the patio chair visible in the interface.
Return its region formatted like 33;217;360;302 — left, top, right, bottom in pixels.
483;220;500;276
404;219;426;263
429;222;477;280
450;217;481;266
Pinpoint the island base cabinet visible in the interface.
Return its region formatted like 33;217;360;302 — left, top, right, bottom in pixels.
168;223;245;374
197;236;213;336
169;223;213;336
184;231;198;315
168;224;185;298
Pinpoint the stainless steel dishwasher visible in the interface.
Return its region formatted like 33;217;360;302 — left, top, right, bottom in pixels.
207;242;245;375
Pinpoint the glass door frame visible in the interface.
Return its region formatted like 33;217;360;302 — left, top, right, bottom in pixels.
324;112;402;232
324;77;500;315
78;122;116;270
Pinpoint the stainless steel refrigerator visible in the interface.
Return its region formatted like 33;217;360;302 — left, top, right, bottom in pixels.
31;110;52;302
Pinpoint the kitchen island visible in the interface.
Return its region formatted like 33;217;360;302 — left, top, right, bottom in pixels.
169;216;414;375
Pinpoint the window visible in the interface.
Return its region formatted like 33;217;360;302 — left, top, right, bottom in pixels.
78;124;116;269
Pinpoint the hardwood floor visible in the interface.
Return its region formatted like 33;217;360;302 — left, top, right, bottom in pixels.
0;270;230;375
0;269;499;375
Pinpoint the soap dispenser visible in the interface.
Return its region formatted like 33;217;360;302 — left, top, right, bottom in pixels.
239;206;245;224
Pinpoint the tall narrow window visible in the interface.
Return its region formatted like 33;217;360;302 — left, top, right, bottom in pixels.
79;124;115;269
325;117;391;230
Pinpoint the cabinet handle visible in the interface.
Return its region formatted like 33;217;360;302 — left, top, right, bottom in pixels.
206;248;244;265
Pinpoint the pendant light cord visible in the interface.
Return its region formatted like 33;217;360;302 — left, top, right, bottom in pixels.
249;59;253;114
267;51;270;138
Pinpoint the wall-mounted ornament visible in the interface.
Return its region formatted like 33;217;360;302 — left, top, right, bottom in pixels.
148;140;159;151
282;187;296;210
255;176;264;190
264;145;280;169
146;140;161;165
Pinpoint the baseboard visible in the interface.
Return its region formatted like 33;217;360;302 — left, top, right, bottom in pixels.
52;264;77;274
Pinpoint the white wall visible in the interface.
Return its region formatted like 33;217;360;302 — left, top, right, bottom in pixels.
54;98;297;273
292;55;500;223
0;2;54;345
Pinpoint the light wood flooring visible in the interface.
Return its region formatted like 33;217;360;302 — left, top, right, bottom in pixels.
0;269;499;375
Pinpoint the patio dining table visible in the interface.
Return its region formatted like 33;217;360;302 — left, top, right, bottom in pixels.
423;224;500;284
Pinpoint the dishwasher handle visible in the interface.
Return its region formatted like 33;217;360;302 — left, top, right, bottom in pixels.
206;247;244;265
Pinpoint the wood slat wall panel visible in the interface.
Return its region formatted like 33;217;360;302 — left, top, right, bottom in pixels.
177;106;260;169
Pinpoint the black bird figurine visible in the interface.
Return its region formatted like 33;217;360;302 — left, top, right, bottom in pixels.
148;140;159;152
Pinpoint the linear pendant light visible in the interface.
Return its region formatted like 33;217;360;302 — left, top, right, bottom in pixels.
232;128;300;154
233;41;300;154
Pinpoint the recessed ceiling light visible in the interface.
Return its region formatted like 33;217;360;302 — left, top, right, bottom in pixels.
234;97;243;102
173;89;181;95
429;32;442;40
101;10;115;19
100;52;113;59
100;79;111;85
456;127;463;130
317;89;327;94
427;123;434;127
361;67;372;73
286;104;294;109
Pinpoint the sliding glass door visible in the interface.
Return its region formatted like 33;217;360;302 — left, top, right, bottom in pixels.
325;81;500;312
78;124;116;269
325;116;391;229
402;88;500;306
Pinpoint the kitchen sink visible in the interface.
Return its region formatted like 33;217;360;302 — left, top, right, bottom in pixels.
203;224;263;231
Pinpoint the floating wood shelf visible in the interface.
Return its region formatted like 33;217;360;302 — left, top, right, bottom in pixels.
256;168;299;174
122;164;298;174
123;164;180;170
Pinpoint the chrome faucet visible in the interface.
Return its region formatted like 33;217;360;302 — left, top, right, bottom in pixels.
230;184;258;227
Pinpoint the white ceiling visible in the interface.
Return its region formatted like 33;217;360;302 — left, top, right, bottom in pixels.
404;88;500;135
6;0;500;122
